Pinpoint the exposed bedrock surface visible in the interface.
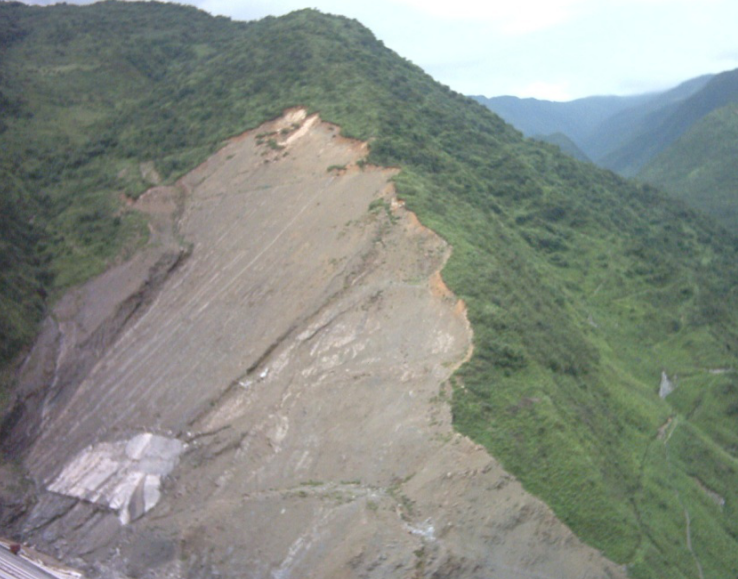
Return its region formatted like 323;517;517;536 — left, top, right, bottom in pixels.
5;110;625;579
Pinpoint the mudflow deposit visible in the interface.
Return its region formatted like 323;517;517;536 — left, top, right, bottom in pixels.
2;109;626;579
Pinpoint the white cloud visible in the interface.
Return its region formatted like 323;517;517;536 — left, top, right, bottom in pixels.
516;81;573;101
394;0;585;34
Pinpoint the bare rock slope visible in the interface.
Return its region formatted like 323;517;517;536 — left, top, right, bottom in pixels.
6;110;625;579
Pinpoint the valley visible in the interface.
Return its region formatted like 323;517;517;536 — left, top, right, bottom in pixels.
474;69;738;229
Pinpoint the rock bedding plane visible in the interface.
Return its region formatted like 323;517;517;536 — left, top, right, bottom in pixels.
4;109;626;579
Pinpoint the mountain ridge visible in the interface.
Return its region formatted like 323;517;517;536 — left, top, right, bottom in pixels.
474;70;738;224
639;100;738;229
470;91;658;147
1;4;738;578
602;68;738;174
472;73;717;169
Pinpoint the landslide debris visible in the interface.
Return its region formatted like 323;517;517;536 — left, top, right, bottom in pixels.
4;110;625;579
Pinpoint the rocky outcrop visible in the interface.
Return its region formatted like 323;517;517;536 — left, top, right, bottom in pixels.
659;370;675;398
4;109;625;579
47;433;184;525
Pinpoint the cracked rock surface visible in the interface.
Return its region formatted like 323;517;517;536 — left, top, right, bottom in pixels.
5;109;625;579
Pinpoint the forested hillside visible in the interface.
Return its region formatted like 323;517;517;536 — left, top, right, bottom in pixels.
639;101;738;230
534;132;591;162
602;68;738;175
2;3;738;578
473;71;738;225
580;74;714;167
472;74;716;171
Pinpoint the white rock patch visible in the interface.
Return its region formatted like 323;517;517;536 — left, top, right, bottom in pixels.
659;370;675;399
47;433;184;524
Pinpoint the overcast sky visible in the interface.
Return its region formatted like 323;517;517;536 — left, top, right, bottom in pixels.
23;0;738;101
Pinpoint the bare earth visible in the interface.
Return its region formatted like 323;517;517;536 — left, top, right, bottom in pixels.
4;109;626;579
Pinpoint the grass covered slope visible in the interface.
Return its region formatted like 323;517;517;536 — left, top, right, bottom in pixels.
639;102;738;230
2;3;738;578
534;132;592;162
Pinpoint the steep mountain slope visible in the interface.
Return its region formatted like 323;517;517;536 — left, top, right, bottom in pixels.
583;74;714;165
473;71;738;221
1;3;738;579
472;74;715;170
639;101;738;229
0;7;51;367
534;132;591;162
602;69;738;175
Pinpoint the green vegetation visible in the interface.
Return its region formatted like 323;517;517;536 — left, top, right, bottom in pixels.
470;92;657;149
2;3;738;577
534;132;591;163
368;197;395;222
640;102;738;230
604;68;738;176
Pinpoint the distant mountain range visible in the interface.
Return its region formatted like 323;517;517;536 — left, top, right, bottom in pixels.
640;100;738;226
473;69;738;228
470;91;659;149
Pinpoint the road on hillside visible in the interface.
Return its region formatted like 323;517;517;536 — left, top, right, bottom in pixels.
0;547;59;579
